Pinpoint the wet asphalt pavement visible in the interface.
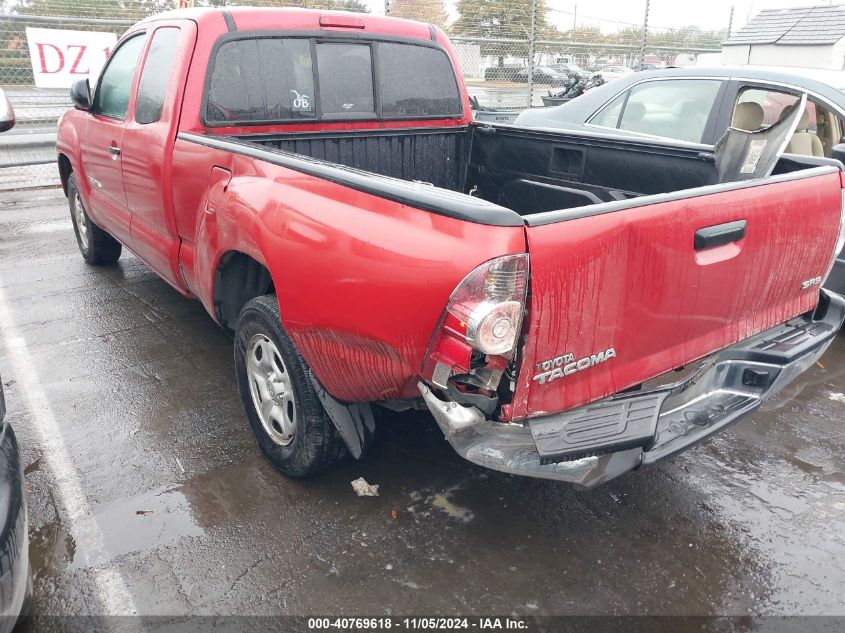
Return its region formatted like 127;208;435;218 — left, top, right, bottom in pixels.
0;188;844;619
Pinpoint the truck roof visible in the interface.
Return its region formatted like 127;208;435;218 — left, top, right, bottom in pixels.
138;6;438;42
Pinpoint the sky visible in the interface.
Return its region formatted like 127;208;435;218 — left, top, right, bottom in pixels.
367;0;843;34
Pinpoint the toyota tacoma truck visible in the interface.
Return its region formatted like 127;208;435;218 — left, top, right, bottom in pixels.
56;8;845;488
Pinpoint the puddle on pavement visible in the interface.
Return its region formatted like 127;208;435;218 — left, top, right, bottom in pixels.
408;485;475;523
430;492;474;522
783;449;845;487
176;460;280;528
29;521;77;578
67;487;203;570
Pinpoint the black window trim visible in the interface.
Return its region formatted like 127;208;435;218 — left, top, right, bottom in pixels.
201;30;464;128
91;31;147;122
134;25;182;126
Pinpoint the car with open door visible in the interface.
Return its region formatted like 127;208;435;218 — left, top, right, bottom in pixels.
515;65;845;295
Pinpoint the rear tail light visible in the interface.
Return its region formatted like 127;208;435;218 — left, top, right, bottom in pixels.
423;254;529;388
822;189;845;285
319;15;365;28
446;254;529;355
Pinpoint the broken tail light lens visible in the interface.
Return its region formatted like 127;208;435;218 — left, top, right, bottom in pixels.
423;254;529;389
446;254;529;356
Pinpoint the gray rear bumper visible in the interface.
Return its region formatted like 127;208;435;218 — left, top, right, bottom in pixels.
419;291;845;488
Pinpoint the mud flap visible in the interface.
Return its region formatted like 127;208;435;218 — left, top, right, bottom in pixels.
309;371;375;459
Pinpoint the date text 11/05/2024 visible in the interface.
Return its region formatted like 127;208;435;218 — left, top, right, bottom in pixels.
307;617;528;629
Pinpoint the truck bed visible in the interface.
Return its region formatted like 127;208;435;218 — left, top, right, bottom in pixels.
230;123;832;221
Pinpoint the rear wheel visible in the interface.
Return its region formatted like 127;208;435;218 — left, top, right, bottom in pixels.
67;174;122;265
234;294;345;478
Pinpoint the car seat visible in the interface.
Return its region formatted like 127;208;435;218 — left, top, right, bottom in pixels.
786;109;824;157
731;102;764;131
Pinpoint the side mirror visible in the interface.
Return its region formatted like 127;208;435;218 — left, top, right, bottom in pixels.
831;143;845;165
70;79;92;111
0;89;14;133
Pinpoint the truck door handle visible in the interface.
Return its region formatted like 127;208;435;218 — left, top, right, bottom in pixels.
694;220;747;250
107;145;121;156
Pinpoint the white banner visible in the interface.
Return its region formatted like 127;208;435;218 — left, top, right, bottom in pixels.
25;27;118;89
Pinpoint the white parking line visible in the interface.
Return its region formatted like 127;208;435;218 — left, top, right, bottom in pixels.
0;279;138;616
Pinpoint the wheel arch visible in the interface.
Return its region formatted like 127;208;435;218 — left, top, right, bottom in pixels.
57;153;73;196
212;250;275;332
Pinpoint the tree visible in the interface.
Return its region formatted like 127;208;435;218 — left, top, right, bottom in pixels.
452;0;547;59
9;0;156;19
453;0;547;40
387;0;447;29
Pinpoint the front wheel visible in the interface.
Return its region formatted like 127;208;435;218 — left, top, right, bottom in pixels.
234;295;345;479
67;174;122;265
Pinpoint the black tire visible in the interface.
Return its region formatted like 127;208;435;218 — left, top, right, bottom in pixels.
67;174;122;265
234;294;345;479
15;566;32;627
0;423;28;627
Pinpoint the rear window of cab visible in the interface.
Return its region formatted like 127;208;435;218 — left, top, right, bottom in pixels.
204;35;463;125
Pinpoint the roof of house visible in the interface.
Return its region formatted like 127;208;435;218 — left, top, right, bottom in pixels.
725;4;845;46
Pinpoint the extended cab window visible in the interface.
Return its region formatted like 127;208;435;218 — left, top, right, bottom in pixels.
206;38;316;123
204;35;462;125
316;43;374;116
379;43;461;117
92;34;145;119
591;79;722;143
135;27;180;124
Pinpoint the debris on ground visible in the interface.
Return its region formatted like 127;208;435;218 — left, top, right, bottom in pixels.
136;510;154;516
351;477;379;497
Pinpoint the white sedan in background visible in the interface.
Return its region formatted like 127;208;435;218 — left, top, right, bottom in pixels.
599;65;634;82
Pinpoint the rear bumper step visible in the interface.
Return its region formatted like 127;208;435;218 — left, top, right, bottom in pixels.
419;291;845;488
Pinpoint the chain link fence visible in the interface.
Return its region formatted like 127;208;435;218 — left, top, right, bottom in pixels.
451;36;721;111
0;1;723;190
1;13;133;188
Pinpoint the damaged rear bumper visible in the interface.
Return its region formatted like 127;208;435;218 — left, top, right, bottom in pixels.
419;291;845;489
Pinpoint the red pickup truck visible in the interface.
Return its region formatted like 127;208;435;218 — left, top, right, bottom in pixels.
56;8;845;488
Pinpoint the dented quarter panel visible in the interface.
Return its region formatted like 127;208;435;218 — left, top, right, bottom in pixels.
172;140;526;402
510;168;842;420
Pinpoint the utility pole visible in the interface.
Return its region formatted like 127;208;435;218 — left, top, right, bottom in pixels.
384;0;389;15
638;0;650;69
727;5;734;38
527;0;538;108
573;4;577;30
